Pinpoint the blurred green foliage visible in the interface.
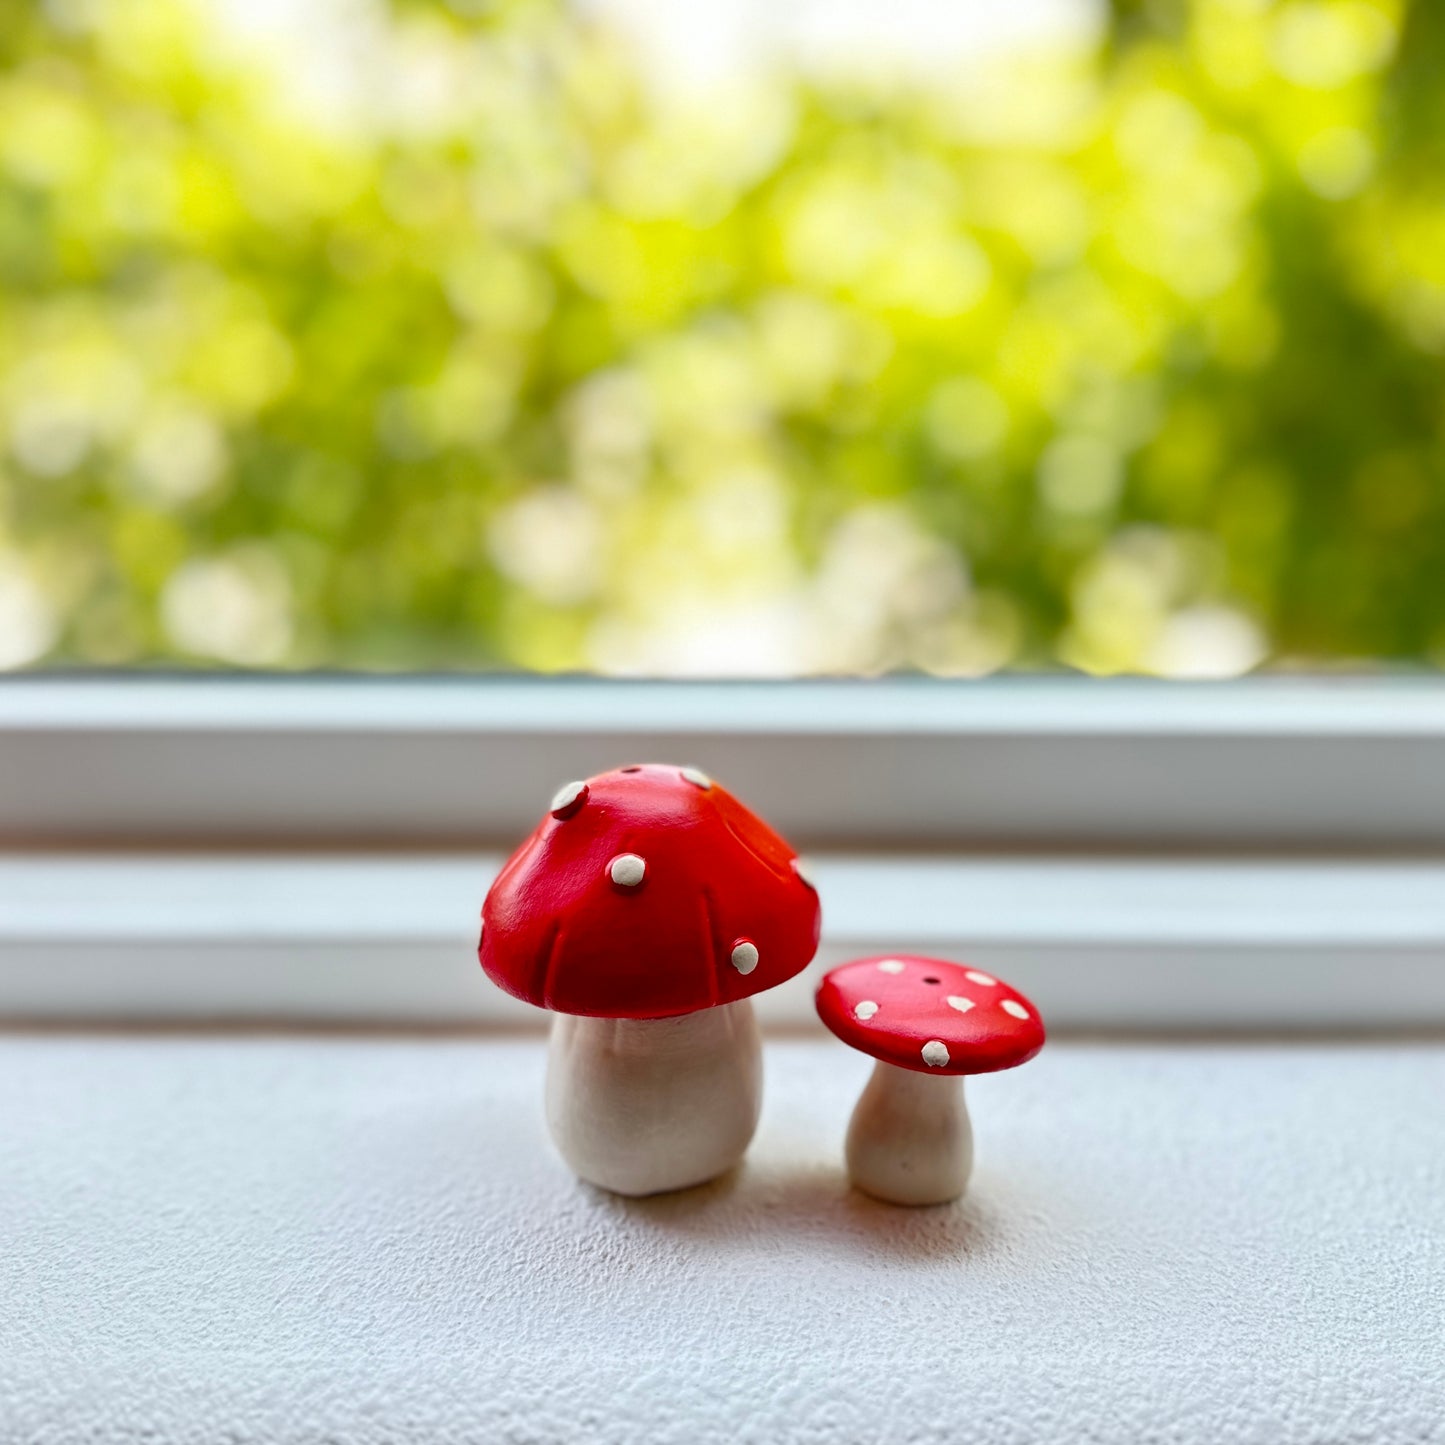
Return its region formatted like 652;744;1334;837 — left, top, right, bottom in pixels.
1;0;1442;675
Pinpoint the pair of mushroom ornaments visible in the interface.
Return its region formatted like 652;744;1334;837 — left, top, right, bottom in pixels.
480;764;1045;1206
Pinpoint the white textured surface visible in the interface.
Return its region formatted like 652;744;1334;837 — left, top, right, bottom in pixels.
5;1036;1445;1444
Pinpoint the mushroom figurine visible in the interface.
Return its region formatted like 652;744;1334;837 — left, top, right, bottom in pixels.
815;955;1045;1206
480;764;820;1197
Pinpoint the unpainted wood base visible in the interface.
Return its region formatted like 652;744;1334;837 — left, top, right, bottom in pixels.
546;1001;762;1197
846;1060;973;1206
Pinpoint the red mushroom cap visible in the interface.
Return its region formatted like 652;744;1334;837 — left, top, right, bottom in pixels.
480;764;821;1019
815;955;1044;1076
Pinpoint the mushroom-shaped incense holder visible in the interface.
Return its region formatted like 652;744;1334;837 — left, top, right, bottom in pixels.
481;764;820;1196
816;955;1044;1206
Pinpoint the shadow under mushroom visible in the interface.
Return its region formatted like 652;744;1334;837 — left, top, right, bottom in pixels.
588;1154;1012;1264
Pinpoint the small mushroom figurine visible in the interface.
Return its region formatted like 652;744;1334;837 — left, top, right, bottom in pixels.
815;955;1045;1206
480;763;820;1197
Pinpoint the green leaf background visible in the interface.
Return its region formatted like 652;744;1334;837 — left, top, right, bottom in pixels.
1;0;1441;675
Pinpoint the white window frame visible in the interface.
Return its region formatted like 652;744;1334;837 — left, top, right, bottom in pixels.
3;675;1444;1029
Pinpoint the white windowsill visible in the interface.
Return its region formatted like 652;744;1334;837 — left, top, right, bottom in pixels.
6;851;1445;1028
5;1032;1442;1444
7;676;1445;848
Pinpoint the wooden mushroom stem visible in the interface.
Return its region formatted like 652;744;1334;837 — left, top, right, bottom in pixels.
846;1059;974;1206
546;1000;762;1197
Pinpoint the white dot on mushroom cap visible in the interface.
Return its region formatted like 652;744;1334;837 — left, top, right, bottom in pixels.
792;857;817;890
730;941;759;975
854;1000;879;1020
609;854;646;887
680;766;712;789
550;780;587;815
965;970;997;986
1001;999;1030;1019
876;959;906;975
945;995;974;1014
921;1040;950;1068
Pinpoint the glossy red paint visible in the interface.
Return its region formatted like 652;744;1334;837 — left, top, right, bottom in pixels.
816;955;1045;1076
480;763;821;1019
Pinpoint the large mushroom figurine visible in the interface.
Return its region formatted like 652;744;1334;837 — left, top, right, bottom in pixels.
480;764;821;1197
815;955;1045;1206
